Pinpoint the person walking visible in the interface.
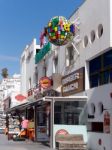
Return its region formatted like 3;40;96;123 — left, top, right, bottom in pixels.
18;116;29;137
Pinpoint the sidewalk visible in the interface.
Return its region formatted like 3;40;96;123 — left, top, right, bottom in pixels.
0;134;56;150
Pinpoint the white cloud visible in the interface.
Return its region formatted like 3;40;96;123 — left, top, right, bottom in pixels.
0;55;19;62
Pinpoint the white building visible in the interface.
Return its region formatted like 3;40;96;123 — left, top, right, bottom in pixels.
20;38;40;99
35;0;112;149
0;74;21;111
70;0;111;150
18;0;112;149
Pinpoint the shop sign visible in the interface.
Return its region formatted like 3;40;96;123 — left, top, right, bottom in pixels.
15;94;26;102
61;67;85;96
39;77;51;89
103;111;110;133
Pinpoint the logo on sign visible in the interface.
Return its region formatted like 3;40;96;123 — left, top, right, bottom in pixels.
39;77;51;89
56;129;69;135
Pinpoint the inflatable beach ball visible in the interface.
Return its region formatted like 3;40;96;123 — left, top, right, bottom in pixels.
44;16;75;46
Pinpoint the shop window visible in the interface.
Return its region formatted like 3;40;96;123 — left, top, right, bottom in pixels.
66;45;74;67
97;24;103;38
54;105;62;124
98;102;104;115
83;35;88;48
90;30;95;43
54;101;86;125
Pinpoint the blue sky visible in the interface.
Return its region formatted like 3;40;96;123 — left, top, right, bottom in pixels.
0;0;84;80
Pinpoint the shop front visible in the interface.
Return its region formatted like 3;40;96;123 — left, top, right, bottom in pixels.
33;67;88;148
34;96;87;148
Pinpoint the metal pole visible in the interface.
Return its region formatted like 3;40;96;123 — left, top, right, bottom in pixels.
50;98;54;148
34;105;37;142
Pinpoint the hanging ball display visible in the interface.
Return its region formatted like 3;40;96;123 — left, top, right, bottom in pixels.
44;16;75;46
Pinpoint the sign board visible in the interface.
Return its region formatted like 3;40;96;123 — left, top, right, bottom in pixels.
53;125;87;149
39;77;52;89
56;129;69;136
61;67;85;96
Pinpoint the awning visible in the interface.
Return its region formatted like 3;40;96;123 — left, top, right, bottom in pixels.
6;95;88;113
43;95;88;102
6;102;28;113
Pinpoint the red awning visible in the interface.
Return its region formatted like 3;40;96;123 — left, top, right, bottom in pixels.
15;94;26;102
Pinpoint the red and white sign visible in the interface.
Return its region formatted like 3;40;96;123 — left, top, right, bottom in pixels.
104;111;110;133
39;77;51;89
56;129;69;136
15;94;26;102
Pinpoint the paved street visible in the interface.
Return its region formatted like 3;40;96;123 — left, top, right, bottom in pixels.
0;134;56;150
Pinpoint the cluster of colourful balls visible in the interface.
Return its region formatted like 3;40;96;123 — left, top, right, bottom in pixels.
44;16;75;46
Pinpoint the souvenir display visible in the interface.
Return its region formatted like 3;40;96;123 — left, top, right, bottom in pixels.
44;16;75;46
8;115;20;132
0;113;6;133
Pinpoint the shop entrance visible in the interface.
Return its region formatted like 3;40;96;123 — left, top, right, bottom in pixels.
36;102;50;142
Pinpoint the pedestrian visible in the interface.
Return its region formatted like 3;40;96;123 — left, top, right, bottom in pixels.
18;116;29;137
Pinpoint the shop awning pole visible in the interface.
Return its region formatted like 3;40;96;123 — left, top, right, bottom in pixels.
50;97;54;148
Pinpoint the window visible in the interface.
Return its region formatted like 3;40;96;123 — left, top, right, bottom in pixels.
90;56;101;72
97;24;103;38
29;78;31;89
53;57;58;73
66;45;74;66
54;101;86;125
103;50;112;68
87;121;103;133
35;66;38;83
90;30;95;43
91;122;103;132
99;70;109;85
83;36;88;48
98;102;104;115
89;49;112;88
90;74;99;87
110;69;112;82
36;49;40;54
90;103;95;115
